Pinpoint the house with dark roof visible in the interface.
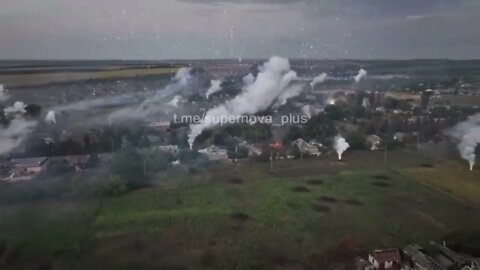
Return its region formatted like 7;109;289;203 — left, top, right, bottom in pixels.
368;248;401;270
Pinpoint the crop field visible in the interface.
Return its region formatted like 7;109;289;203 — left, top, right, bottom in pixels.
1;150;479;269
0;66;179;88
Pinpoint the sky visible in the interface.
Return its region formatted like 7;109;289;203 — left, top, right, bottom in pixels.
1;0;479;60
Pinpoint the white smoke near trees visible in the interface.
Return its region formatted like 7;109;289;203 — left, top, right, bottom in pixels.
188;56;302;148
0;117;36;155
0;84;9;102
45;110;56;124
107;68;194;122
167;95;182;108
354;68;367;82
445;113;480;170
205;80;222;99
310;73;327;88
334;135;349;160
4;101;27;115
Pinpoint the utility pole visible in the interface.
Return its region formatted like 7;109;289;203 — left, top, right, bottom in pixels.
384;144;388;164
143;158;146;177
270;150;274;172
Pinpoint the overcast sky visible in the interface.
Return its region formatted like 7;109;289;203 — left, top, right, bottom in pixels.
1;0;479;60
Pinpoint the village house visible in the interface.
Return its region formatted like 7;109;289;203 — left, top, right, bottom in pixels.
198;145;229;161
2;157;49;182
154;145;179;154
292;138;322;157
368;248;401;270
149;121;171;133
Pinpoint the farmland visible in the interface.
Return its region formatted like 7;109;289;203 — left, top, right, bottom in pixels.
1;150;479;269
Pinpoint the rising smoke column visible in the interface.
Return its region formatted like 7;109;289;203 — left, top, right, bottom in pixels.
205;80;223;99
445;113;480;170
354;68;367;82
310;73;328;88
188;56;302;148
334;135;350;160
45;110;56;124
0;84;9;102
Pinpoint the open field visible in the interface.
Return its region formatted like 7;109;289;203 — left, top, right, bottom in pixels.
405;161;480;204
0;66;179;88
1;150;479;269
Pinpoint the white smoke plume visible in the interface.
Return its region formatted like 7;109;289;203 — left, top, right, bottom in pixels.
167;95;182;108
310;73;328;88
4;101;27;115
174;67;192;87
243;73;255;87
188;56;301;148
205;80;223;99
334;135;350;160
445;113;480;170
0;84;9;102
0;117;36;156
354;68;367;82
45;110;56;124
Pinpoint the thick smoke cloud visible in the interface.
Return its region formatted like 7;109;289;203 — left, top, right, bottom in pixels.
0;118;36;156
446;113;480;170
205;80;223;99
0;84;9;102
4;101;27;115
354;68;367;82
188;56;302;148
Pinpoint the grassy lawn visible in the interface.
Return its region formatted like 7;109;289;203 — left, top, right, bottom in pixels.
1;150;479;269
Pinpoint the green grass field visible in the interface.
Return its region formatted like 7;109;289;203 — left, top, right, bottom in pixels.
1;150;479;269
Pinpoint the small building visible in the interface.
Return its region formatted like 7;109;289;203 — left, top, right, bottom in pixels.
402;244;439;270
154;145;179;154
149;121;171;133
198;146;229;161
292;138;322;157
368;248;401;270
3;157;49;181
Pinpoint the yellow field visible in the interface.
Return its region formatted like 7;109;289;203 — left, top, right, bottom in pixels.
0;67;179;87
405;161;480;204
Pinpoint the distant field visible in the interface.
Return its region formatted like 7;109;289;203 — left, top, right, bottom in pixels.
1;150;479;269
405;161;480;204
0;66;179;88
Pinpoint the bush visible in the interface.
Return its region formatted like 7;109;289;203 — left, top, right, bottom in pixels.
96;175;128;197
111;147;149;189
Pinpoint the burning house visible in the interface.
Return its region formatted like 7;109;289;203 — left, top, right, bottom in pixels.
292;138;322;157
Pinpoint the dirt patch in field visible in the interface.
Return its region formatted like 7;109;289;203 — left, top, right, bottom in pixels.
229;178;244;185
374;175;391;180
372;181;392;188
292;186;311;192
419;163;434;168
311;203;331;213
317;196;338;204
306;179;324;186
343;199;364;206
230;212;249;222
